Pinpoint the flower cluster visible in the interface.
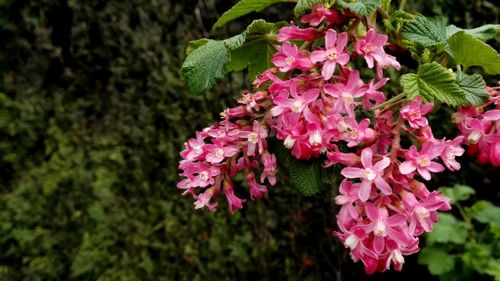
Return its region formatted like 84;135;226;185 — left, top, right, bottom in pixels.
453;85;500;166
177;3;494;274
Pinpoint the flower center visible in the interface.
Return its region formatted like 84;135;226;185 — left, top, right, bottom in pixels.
326;49;337;60
309;131;322;146
284;135;296;149
285;56;295;65
416;155;430;167
214;148;224;159
290;100;303;113
348;130;359;140
415;206;430;219
364;168;377;181
193;146;203;154
199;171;210;182
408;109;420;120
363;44;375;53
341;92;354;105
248;132;259;144
374;220;387;237
344;234;359;249
467;131;481;144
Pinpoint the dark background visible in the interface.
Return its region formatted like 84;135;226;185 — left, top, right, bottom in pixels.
0;0;498;280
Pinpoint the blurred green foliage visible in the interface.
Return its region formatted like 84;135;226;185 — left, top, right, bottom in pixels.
0;0;498;280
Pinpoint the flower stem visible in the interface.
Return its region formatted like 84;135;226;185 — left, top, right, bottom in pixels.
372;92;408;111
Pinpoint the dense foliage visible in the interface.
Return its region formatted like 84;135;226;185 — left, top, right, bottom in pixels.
0;0;498;280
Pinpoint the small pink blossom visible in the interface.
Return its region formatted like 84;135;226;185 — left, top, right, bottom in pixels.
223;180;245;214
399;141;445;181
341;148;392;201
204;142;239;163
194;186;218;212
440;136;465;171
400;96;434;129
277;22;318;42
260;152;277;185
310;29;349;80
300;4;335;26
272;42;313;72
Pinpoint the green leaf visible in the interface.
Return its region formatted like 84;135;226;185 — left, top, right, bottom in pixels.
402;16;448;48
337;0;381;16
186;39;209;55
490;223;500;239
223;34;247;50
485;259;500;281
212;0;292;30
456;72;489;106
439;184;475;203
471;201;500;225
449;31;500;75
400;62;466;106
447;24;500;41
226;20;283;79
462;243;492;274
288;158;322;196
419;247;456;275
426;213;467;244
181;40;229;95
294;0;327;17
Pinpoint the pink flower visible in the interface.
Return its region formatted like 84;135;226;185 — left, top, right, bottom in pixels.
204;142;239;163
341;148;392;201
310;29;350;80
339;117;374;147
194;186;218;212
355;29;388;68
272;42;313;72
440;136;465;171
271;84;320;116
323;70;368;115
239;121;268;157
300;4;335;26
335;180;360;221
401;190;451;236
223;180;245;214
260;152;277;185
399;141;445;181
364;203;411;255
400;96;434;129
246;172;268;200
277;22;318;42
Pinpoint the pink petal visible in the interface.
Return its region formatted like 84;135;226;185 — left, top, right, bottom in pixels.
361;148;373;168
374;176;392;195
427;162;445;173
321;60;336;80
417;168;431;180
399;161;416;174
483;110;500;121
325;29;337;49
341;167;365;178
373;157;390;172
223;146;239;157
365;203;379;221
358;180;372;202
387;214;406;226
310;50;327;64
373;236;385;254
336;32;348;50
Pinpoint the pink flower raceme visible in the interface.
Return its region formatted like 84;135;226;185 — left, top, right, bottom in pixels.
178;4;468;274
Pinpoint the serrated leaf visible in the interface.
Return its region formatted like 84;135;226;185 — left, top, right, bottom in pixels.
485;260;500;281
447;24;500;41
426;213;467;244
456;72;489;106
226;20;283;79
212;0;292;30
471;201;500;225
449;31;500;75
337;0;381;16
439;184;475;203
186;39;209;55
288;158;322;196
181;40;229;95
419;247;456;275
402;16;448;48
462;243;492;274
294;0;327;17
400;62;466;106
223;34;247;50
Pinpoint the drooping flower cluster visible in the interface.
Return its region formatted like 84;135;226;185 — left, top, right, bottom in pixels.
177;3;494;274
453;85;500;166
